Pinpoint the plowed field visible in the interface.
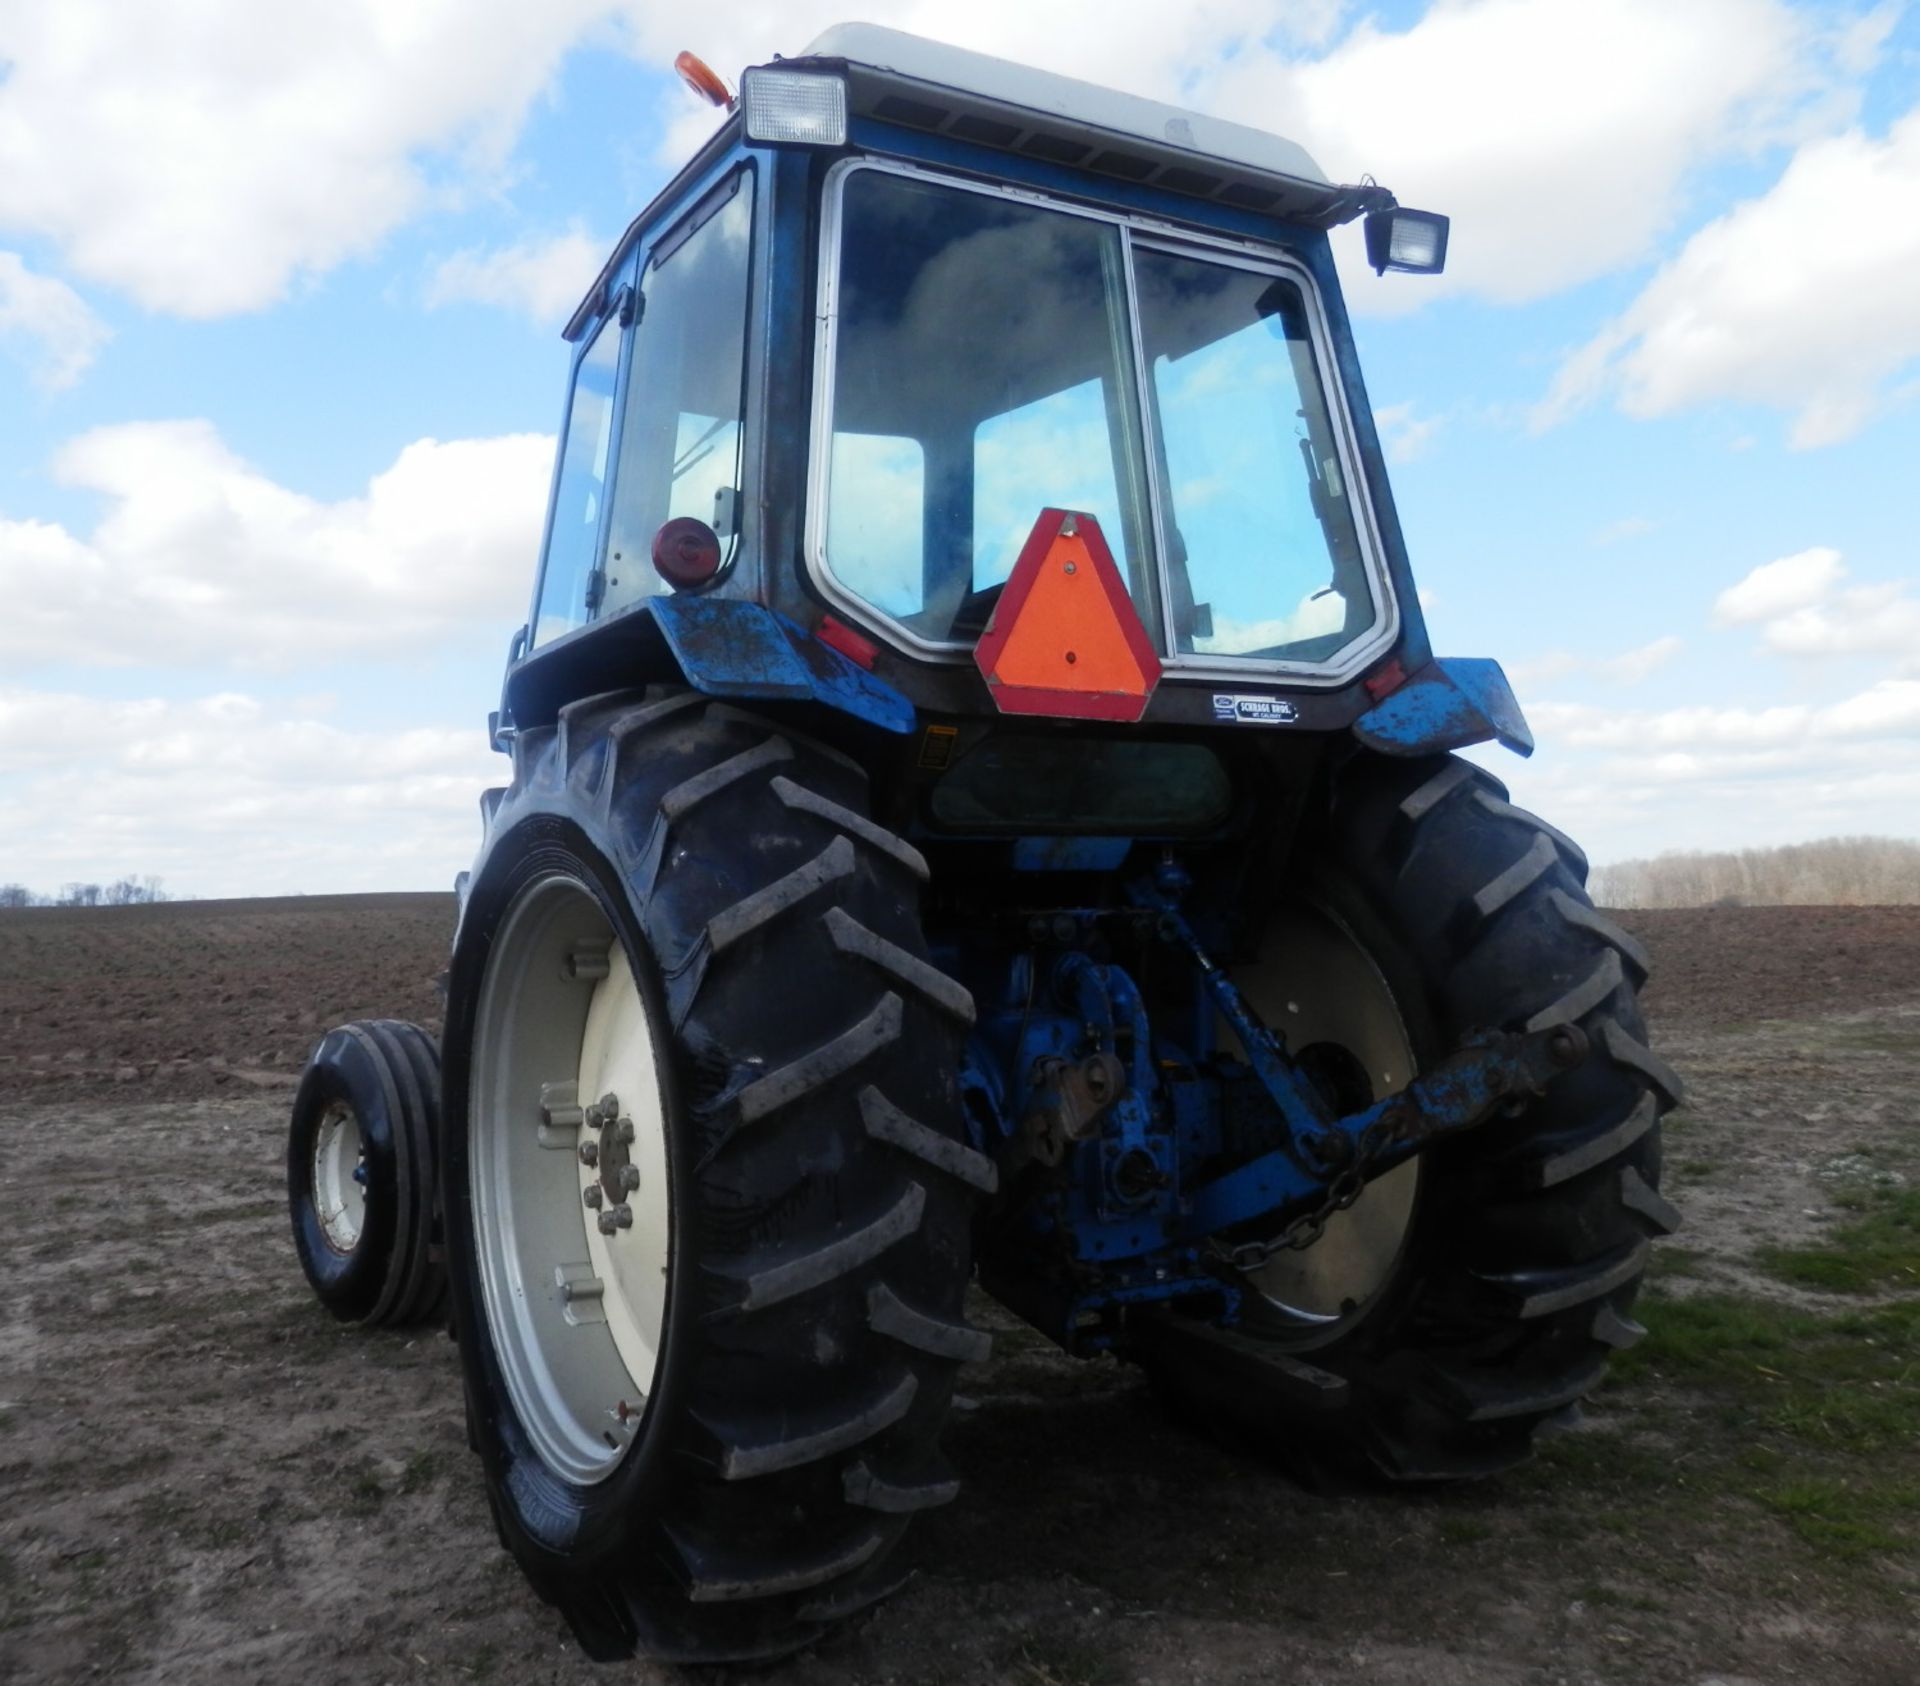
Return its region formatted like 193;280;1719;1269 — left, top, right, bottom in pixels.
2;898;1916;1683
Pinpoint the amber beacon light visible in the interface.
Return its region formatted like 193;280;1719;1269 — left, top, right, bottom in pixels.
674;50;735;109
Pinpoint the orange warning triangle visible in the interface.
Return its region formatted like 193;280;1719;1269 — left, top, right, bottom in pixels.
973;509;1161;721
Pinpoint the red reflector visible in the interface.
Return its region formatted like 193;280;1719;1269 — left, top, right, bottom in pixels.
651;517;722;589
973;509;1161;722
1364;658;1408;701
816;614;877;670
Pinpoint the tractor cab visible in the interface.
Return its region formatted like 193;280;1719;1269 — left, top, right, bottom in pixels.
499;25;1512;764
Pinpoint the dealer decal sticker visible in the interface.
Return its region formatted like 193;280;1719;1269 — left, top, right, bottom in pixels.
1212;694;1299;725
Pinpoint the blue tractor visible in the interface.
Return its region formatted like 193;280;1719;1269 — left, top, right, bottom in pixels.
287;25;1681;1664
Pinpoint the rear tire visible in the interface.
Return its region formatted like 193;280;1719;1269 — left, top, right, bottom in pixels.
287;1019;445;1326
441;690;991;1663
1141;750;1682;1479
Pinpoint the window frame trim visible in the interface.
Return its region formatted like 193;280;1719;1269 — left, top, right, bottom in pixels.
526;295;636;649
608;164;758;595
525;159;761;653
804;154;1400;686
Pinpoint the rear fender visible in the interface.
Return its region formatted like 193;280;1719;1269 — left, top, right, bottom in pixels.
1352;657;1532;758
500;596;915;739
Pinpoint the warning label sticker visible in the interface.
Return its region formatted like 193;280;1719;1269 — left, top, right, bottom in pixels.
1212;694;1300;726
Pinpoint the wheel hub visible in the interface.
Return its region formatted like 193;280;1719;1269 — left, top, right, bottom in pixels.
1224;900;1422;1337
312;1100;367;1254
584;1092;642;1230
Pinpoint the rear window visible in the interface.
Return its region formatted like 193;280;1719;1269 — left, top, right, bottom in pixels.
819;167;1158;647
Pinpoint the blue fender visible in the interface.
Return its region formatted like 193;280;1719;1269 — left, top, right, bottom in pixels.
1352;656;1533;758
646;596;915;735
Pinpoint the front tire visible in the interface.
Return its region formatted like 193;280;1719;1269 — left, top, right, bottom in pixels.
441;691;992;1662
1143;751;1683;1479
287;1019;444;1326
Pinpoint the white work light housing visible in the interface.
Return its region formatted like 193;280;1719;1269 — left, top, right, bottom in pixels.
741;67;848;147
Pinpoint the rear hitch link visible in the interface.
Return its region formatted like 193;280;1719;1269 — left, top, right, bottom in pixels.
1128;867;1589;1249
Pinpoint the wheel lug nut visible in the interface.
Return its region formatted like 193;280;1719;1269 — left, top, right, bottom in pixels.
583;1186;603;1210
618;1165;640;1193
615;1120;636;1145
596;1203;633;1235
584;1093;621;1130
578;1141;599;1167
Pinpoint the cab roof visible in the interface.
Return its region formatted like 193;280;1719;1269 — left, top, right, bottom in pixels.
797;23;1359;227
566;25;1384;340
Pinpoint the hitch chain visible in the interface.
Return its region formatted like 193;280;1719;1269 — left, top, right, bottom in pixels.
1134;868;1589;1278
1218;1134;1382;1274
1213;1022;1588;1276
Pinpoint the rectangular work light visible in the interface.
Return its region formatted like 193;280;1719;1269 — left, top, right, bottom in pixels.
1364;207;1450;275
740;68;848;147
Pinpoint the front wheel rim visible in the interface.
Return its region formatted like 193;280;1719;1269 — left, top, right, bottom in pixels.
470;874;673;1486
312;1101;367;1254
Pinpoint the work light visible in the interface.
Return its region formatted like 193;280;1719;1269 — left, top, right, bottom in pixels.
1364;207;1450;275
740;68;848;146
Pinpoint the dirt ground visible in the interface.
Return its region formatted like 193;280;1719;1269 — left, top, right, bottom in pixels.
1;898;1915;1684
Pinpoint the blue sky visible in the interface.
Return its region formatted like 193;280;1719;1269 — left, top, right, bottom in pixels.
2;0;1917;897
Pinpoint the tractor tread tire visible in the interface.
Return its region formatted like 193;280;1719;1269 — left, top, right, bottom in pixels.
1150;749;1678;1483
359;1019;443;1327
443;689;982;1665
288;1017;444;1327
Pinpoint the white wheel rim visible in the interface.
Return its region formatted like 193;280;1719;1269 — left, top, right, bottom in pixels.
1224;900;1421;1334
470;875;673;1486
312;1101;367;1254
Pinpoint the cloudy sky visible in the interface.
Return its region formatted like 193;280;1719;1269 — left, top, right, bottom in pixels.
1;0;1917;899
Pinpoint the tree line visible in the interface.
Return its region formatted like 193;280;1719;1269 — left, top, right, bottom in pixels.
0;876;170;908
1592;837;1920;909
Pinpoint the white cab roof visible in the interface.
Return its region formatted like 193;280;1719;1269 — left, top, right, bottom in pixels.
798;23;1347;224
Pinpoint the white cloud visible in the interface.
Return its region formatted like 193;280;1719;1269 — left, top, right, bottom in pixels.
1485;728;1920;868
1713;546;1920;661
1236;0;1831;310
427;226;607;323
1538;106;1920;446
0;250;110;388
1763;586;1920;662
1484;533;1920;865
0;685;499;897
1373;400;1440;463
1510;635;1683;691
0;1;1339;314
0;421;553;670
1533;678;1920;753
0;1;1868;321
1599;635;1684;686
0;1;610;316
1713;546;1847;625
1481;680;1920;864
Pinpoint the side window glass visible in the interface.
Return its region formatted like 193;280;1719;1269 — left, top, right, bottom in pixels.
532;317;621;646
602;174;754;617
